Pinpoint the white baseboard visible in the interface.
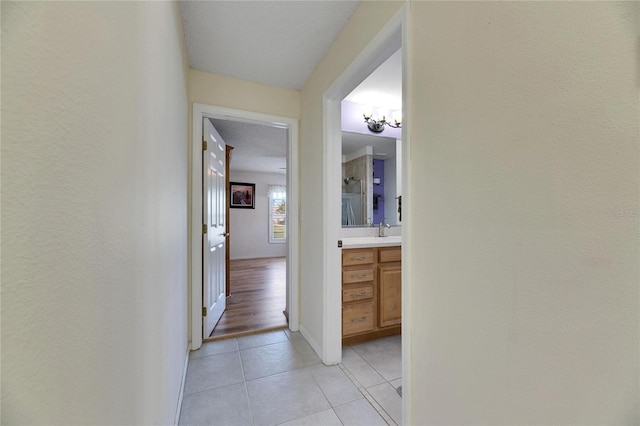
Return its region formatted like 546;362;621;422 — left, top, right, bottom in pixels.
298;325;325;363
174;346;190;426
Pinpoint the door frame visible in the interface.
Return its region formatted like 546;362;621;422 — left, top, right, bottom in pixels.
191;103;299;350
321;5;408;363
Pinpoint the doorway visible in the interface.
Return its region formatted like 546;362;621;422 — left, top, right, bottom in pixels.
208;117;289;338
321;6;406;365
191;104;299;351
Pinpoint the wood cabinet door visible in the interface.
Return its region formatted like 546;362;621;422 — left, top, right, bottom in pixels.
378;264;401;327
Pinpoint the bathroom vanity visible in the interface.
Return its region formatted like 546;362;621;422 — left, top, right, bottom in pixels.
341;237;401;344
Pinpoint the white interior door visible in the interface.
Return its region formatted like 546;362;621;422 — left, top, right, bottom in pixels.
203;118;227;338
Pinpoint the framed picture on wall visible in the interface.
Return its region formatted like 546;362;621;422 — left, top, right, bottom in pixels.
230;182;255;209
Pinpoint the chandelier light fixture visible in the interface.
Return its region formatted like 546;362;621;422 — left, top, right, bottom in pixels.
363;107;402;133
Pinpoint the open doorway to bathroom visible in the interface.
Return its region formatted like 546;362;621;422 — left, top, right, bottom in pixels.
321;12;405;411
337;42;404;410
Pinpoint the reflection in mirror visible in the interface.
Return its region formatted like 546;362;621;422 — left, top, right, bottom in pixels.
340;48;402;229
341;131;401;228
342;176;364;226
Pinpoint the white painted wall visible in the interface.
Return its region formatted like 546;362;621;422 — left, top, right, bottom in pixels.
229;171;287;260
407;2;639;424
189;69;301;120
2;2;189;424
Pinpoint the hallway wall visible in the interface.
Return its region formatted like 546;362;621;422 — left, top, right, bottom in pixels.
2;2;190;424
189;69;300;120
407;2;639;424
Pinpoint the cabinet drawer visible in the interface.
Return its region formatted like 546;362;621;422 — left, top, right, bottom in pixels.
342;249;374;266
343;303;375;336
343;283;374;303
342;268;374;284
379;247;401;263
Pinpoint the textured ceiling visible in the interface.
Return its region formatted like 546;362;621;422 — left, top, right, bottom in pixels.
180;1;361;89
209;118;287;175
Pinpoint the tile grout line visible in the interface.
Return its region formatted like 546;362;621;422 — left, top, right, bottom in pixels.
249;329;334;425
304;367;344;425
239;332;308;382
349;340;402;424
338;362;395;425
236;338;258;426
351;344;398;388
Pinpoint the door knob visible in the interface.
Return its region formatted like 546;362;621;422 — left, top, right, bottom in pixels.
220;232;230;237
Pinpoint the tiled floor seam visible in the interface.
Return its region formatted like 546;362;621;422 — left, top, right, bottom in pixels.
237;345;257;426
338;362;395;425
306;368;344;416
243;364;316;383
182;378;246;399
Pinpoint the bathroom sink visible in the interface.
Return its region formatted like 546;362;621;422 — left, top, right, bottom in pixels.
340;236;401;248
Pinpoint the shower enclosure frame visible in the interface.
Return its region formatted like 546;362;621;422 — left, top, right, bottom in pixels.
342;177;365;226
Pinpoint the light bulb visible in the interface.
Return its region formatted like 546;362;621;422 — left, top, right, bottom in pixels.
392;110;402;125
362;105;373;120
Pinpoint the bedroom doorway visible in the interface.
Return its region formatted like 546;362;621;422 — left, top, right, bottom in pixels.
207;117;290;339
191;104;299;350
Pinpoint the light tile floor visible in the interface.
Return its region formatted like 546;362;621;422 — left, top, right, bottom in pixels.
179;330;402;426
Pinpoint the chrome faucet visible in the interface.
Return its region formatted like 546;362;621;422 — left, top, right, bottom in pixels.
378;218;391;237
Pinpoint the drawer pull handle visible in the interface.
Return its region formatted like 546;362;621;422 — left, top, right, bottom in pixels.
352;316;367;322
352;274;367;279
351;291;367;297
351;256;366;261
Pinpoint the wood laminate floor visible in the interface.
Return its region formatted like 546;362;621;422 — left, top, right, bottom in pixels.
209;257;287;338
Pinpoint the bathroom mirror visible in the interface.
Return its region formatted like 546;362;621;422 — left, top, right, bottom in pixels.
341;48;402;228
341;131;401;228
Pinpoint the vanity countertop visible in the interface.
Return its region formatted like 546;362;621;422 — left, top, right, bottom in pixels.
340;236;401;249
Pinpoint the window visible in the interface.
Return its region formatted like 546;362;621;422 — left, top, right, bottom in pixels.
268;185;286;244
